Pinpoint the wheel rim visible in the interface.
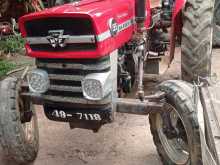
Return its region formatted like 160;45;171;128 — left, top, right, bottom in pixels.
156;104;190;164
18;97;37;144
22;107;37;143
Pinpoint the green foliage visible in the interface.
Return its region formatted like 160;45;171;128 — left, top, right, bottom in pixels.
0;60;16;77
0;35;25;54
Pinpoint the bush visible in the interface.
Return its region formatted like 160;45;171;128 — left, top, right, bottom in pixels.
0;35;25;54
0;60;16;77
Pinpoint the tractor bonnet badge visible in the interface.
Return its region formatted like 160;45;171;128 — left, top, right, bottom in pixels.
47;30;66;48
108;18;118;36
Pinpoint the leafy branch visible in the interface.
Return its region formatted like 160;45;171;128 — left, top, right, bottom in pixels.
0;60;16;77
0;35;25;54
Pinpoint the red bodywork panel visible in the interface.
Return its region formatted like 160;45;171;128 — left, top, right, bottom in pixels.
173;0;186;22
19;0;151;59
169;0;186;63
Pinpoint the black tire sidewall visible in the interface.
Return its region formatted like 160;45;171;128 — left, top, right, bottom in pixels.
0;77;39;164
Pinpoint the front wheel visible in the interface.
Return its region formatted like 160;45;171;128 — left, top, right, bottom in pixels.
0;77;39;164
149;80;202;164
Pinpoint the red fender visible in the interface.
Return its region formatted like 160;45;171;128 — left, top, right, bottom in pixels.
169;0;186;64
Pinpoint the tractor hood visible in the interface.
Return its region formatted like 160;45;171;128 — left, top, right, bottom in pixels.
19;0;150;59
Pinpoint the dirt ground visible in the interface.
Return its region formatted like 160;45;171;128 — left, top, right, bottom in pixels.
0;48;219;165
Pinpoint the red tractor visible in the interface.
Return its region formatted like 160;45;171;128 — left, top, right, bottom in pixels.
0;0;214;164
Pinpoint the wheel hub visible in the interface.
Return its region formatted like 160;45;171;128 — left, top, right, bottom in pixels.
18;94;33;123
156;104;190;164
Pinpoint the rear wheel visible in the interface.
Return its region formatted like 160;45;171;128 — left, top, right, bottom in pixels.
181;0;214;82
149;80;202;164
213;0;220;46
0;77;39;164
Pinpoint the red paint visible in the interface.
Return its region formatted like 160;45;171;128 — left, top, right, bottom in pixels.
169;0;186;63
173;0;186;20
19;0;151;59
172;0;186;33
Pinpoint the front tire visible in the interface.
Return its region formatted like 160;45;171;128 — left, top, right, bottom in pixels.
0;77;39;164
149;80;202;164
181;0;214;82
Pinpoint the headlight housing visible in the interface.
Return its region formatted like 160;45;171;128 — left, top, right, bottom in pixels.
27;69;49;94
82;71;112;100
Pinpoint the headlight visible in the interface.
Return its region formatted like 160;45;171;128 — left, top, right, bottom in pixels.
27;69;49;94
82;71;112;100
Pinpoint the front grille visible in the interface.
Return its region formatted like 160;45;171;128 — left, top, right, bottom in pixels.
25;17;96;52
36;56;112;105
25;17;94;36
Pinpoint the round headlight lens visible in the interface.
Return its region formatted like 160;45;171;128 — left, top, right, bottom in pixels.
82;79;103;99
27;69;49;94
82;72;112;100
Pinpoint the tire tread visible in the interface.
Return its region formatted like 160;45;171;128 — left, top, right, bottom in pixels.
181;0;213;82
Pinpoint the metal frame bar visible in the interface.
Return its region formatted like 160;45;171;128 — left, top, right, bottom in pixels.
116;98;164;115
21;89;165;115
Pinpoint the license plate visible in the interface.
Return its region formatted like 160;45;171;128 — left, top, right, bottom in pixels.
51;110;102;121
44;104;113;123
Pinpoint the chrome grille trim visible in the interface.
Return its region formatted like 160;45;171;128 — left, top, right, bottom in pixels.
26;35;96;45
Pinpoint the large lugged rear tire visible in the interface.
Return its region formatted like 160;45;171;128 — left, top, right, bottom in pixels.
181;0;214;82
0;77;39;164
149;80;202;165
213;0;220;46
213;25;220;47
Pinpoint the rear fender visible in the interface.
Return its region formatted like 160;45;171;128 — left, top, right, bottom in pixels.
169;0;186;64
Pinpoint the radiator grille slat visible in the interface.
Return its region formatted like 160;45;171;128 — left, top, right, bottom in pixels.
49;74;83;81
37;60;110;71
49;85;82;93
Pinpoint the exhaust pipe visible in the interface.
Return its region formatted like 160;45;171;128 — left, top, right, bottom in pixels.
135;0;146;23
